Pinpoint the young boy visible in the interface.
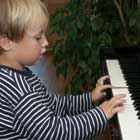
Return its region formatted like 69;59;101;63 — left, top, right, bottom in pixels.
0;0;126;139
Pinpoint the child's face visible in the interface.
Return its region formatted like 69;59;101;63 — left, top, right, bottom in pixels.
12;21;48;69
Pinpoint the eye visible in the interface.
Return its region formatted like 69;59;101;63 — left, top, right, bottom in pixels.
35;36;42;41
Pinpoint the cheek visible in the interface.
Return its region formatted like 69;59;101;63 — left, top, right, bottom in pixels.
20;51;41;65
28;45;42;58
27;42;41;54
20;45;42;64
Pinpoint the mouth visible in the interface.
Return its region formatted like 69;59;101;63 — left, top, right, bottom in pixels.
39;54;43;59
39;53;45;58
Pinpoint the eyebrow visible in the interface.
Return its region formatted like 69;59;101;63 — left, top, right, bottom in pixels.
35;30;44;36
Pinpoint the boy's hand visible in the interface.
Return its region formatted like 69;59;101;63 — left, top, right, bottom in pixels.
90;75;112;103
99;94;126;120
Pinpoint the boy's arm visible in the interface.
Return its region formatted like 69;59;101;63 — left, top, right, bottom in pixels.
13;92;107;140
48;92;93;116
48;75;112;117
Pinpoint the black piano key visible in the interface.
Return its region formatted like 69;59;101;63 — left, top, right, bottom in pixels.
131;96;140;100
136;111;140;119
119;58;140;120
134;102;140;106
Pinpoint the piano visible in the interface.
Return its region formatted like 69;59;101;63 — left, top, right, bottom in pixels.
100;47;140;140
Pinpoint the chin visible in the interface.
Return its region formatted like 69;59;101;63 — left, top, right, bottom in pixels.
26;60;40;66
33;58;41;64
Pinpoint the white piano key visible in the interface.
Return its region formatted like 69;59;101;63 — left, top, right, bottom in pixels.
118;104;140;140
106;60;127;87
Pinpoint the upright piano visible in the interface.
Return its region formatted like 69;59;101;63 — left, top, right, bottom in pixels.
100;47;140;140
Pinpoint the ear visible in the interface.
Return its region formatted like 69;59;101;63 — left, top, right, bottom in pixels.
0;35;13;51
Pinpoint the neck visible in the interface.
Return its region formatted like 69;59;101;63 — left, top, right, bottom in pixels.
0;55;24;71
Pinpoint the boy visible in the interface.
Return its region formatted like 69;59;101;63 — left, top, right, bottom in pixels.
0;0;126;139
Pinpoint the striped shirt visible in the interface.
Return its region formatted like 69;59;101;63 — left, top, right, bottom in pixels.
0;65;107;140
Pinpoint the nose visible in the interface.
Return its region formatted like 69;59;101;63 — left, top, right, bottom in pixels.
42;35;49;47
41;35;49;54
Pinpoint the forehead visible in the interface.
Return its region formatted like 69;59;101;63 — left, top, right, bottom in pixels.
27;17;48;34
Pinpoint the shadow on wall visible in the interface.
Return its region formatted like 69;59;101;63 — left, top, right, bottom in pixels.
28;54;64;95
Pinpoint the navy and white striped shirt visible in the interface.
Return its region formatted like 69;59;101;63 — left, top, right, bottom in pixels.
0;65;107;140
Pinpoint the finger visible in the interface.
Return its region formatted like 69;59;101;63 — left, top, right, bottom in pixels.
112;105;125;114
97;75;110;85
110;94;126;106
100;84;112;90
99;75;110;82
112;94;126;101
102;91;106;96
113;99;126;107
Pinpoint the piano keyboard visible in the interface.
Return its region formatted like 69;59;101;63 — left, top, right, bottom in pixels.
106;59;140;140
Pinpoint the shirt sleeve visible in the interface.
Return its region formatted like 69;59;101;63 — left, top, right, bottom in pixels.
45;91;93;117
13;92;107;140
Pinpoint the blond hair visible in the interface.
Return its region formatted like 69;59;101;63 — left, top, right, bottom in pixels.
0;0;49;41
